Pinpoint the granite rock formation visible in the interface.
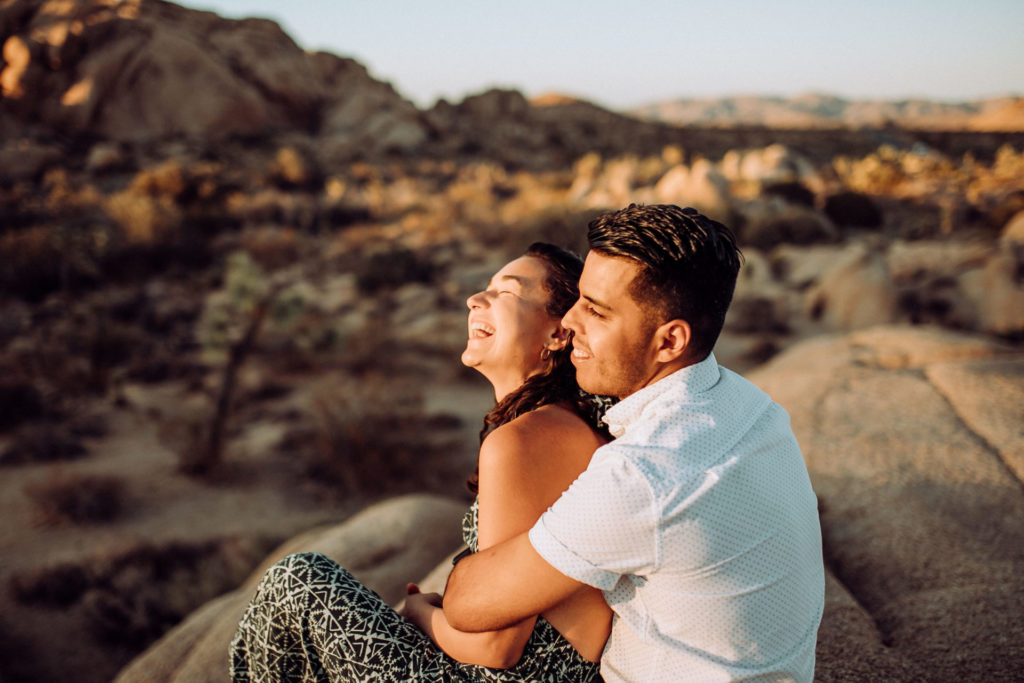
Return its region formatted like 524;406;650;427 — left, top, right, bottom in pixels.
115;327;1024;682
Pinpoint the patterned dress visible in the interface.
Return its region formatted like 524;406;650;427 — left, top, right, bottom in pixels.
229;500;602;682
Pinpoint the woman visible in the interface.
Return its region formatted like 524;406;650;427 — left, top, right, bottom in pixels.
230;243;614;681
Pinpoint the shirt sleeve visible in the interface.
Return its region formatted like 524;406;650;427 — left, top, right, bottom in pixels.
528;449;658;590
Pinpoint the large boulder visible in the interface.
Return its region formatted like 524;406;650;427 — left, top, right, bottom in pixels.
804;243;898;330
957;245;1024;336
653;159;733;223
114;494;467;683
749;326;1024;680
0;0;426;148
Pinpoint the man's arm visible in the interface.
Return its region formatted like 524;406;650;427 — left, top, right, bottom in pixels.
442;529;588;632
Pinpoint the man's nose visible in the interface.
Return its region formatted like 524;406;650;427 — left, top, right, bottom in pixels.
562;300;581;332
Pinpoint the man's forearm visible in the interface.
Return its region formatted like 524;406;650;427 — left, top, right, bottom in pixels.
442;530;585;632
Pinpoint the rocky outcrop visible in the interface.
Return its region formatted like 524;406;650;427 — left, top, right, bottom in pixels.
114;494;467;683
113;328;1024;682
0;0;425;148
749;326;1024;680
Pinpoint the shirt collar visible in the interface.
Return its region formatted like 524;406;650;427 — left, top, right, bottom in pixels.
603;353;721;438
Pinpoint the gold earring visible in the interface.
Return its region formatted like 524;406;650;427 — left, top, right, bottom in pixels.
541;348;551;360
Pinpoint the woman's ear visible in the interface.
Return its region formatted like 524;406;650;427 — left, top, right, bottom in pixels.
653;319;691;363
546;323;571;352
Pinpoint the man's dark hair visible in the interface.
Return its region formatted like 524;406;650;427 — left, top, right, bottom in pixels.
587;204;742;361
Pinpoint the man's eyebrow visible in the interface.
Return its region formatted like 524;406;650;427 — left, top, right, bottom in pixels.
583;293;612;311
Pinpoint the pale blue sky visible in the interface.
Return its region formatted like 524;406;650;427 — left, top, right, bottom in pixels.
179;0;1023;110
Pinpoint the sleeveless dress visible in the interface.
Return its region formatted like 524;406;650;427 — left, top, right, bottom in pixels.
229;499;602;682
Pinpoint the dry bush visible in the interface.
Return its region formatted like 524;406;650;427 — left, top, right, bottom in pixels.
10;536;278;648
1;424;87;465
23;471;124;525
104;191;183;245
0;224;101;301
238;226;301;270
824;191;884;228
354;246;435;293
0;379;45;431
302;378;458;497
761;181;816;207
129;160;188;198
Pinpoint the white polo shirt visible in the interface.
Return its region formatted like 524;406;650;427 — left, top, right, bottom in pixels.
529;354;824;682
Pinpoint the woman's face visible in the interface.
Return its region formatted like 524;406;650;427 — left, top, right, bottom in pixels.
461;255;564;399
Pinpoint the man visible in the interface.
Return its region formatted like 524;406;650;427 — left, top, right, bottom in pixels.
443;204;825;682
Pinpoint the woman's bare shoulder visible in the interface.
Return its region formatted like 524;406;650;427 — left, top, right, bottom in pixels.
479;405;605;469
490;404;600;442
478;405;606;511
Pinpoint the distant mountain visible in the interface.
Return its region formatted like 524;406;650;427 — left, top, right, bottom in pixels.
629;94;1024;131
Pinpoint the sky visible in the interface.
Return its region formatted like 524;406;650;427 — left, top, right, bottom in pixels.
178;0;1024;111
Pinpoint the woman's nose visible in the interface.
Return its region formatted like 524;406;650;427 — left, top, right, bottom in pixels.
466;290;487;309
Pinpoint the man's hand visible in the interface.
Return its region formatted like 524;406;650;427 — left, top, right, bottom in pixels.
398;583;442;634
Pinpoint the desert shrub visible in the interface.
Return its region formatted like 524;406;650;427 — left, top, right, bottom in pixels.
0;224;102;302
23;471;124;525
740;211;838;250
10;536;278;648
268;146;320;189
303;378;455;496
0;380;45;431
761;181;816;207
824;191;883;228
238;226;301;270
9;563;90;607
105;191;183;245
128;159;188;198
355;247;435;293
1;425;87;465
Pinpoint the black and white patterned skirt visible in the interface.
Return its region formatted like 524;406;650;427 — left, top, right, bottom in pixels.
229;551;601;682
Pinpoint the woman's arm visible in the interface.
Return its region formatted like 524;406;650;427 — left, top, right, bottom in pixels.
404;407;601;667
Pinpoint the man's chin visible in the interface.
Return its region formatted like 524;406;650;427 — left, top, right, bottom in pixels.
573;368;604;396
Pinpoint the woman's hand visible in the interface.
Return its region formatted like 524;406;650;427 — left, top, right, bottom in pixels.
399;583;443;635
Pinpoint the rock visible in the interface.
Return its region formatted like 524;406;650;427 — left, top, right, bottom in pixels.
721;144;823;195
958;247;1024;336
770;244;853;289
0;137;63;182
885;240;993;330
737;199;838;250
85;141;131;173
885;239;991;281
0;0;424;147
653;159;732;222
311;52;427;158
748;326;1024;680
114;494;468;683
578;156;641;210
804;243;897;330
925;357;1024;483
1001;209;1024;245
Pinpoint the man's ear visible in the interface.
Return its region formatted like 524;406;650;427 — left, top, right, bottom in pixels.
546;324;571;352
653;319;691;363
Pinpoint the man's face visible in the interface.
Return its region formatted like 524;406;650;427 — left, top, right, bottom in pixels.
562;251;661;399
